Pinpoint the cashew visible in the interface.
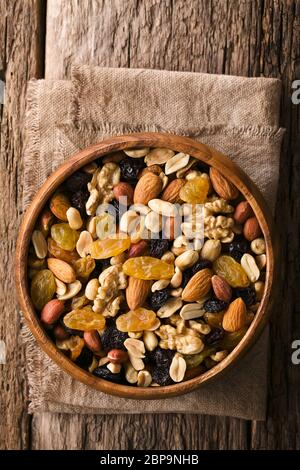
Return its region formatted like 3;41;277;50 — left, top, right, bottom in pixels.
55;278;67;296
57;280;82;300
144;210;163;233
200;239;221;262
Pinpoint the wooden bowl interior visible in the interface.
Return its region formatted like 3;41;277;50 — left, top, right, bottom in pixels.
15;132;275;399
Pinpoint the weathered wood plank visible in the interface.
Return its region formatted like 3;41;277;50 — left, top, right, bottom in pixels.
0;0;45;450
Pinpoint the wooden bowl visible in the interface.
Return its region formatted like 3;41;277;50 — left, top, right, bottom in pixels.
16;132;276;399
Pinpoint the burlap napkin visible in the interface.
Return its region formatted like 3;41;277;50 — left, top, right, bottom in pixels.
22;66;284;419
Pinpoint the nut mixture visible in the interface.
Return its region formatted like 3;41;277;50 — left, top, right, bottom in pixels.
28;148;267;387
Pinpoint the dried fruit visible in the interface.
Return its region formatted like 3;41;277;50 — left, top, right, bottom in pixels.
93;365;124;384
70;189;90;217
149;239;170;258
75;346;94;370
90;234;130;259
219;327;248;350
49;192;70;221
235;286;256;306
205;328;225;345
133;172;163;205
119;157;144;182
222;298;248;332
122;256;174;280
184;347;216;368
63;306;106;331
213;255;249;288
72;256;96;280
228;239;249;262
148;288;169;310
101;322;128;352
203;299;228;313
182;268;212;302
65;171;91;192
179;176;210;203
149;348;175;386
209;167;239;200
116;308;157;332
47;237;80;263
30;269;56;310
203;312;224;329
51;223;79;251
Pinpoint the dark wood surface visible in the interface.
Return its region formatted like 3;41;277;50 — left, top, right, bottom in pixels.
1;0;299;450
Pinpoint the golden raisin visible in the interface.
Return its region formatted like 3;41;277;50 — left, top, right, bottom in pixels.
90;234;131;259
122;256;174;280
179;176;209;204
72;256;95;280
47;237;80;263
213;255;249;288
30;269;56;310
116;308;157;332
51;223;79;251
63;306;106;331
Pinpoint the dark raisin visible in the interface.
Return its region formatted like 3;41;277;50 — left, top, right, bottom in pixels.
235;286;256;306
75;346;93;370
228;240;249;261
64;171;91;193
148;347;175;368
152;366;173;386
119;157;144;183
70;189;89;217
63;326;84;337
206;328;225;346
149;239;169;258
148;289;169;310
93;365;124;384
203;299;228;313
190;260;212;275
101;321;128;352
149;348;175;386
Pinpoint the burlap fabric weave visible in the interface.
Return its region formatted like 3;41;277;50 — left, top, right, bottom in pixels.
22;66;284;419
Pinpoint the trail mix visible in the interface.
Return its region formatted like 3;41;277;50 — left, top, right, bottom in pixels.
28;147;267;386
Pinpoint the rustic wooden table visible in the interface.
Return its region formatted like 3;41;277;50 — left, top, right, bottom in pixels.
1;0;299;450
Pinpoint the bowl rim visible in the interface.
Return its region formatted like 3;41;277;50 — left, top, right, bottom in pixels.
15;132;276;399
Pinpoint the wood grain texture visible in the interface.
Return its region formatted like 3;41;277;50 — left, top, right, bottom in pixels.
2;0;300;450
0;0;45;450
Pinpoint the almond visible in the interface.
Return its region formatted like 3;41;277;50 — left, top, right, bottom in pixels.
49;192;70;221
182;268;213;302
41;299;65;325
243;216;262;241
47;258;76;283
233;201;253;224
113;182;134;205
211;275;232;303
126;277;152;310
38;208;54;237
133;172;163;205
128;240;148;258
222;298;248;332
161;179;185;203
84;330;102;353
209;168;239;200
